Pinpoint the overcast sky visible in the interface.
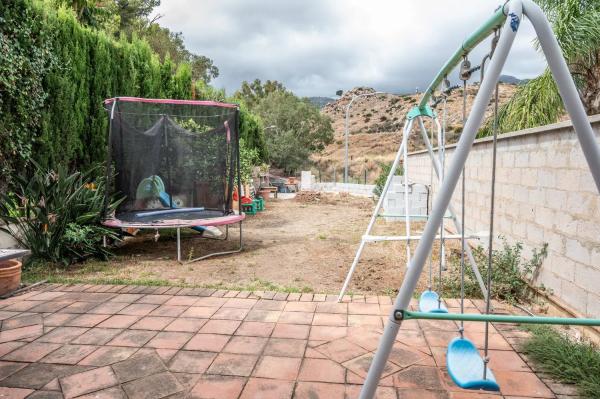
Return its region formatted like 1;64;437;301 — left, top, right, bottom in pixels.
156;1;547;97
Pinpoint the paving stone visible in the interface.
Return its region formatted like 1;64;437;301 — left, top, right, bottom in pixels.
40;344;98;364
155;348;178;363
294;381;345;399
184;333;231;352
264;338;307;357
64;314;111;328
25;390;64;399
315;338;368;363
164;296;198;306
200;319;241;335
239;377;294;399
253;300;286;311
78;346;138;366
298;358;346;383
494;370;554;398
168;350;216;373
2;342;62;362
37;327;88;344
130;316;175;331
107;329;157;347
212;307;250;320
253;355;301;380
87;302;129;315
109;294;144;303
0;324;43;343
76;386;127;399
235;321;275;337
136;295;173;305
118;303;159;316
173;372;202;390
271;323;310;339
392;365;445;390
0;341;25;357
42;313;77;327
223;336;268;355
71;328;123;345
145;331;193;349
309;326;348;341
0;360;27;381
278;311;313;325
189;374;246;399
41;377;60;391
194;297;227;307
59;365;118;399
284;302;317;312
207;353;258;376
122;371;183;399
112;352;166;383
223;298;257;309
312;313;348;326
2;363;89;389
149;305;188;317
164;318;207;333
1;314;43;330
180;306;219;319
0;387;34;399
244;310;282;323
96;315;140;329
59;301;99;314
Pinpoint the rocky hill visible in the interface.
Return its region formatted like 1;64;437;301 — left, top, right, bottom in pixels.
311;84;518;183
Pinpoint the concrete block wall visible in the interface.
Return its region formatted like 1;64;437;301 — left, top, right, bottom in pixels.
382;176;429;221
407;115;600;318
311;182;376;197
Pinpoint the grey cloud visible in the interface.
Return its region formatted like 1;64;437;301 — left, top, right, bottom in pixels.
157;1;547;97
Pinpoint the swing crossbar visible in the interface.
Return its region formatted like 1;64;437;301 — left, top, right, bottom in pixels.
363;233;483;242
398;310;600;326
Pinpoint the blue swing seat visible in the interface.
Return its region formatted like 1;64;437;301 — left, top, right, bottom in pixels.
418;290;448;313
447;337;499;391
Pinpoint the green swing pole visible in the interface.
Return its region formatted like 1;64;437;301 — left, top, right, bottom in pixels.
416;6;506;110
398;310;600;327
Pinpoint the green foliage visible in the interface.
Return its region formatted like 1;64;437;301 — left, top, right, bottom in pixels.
488;0;600;134
235;78;287;109
254;91;334;173
523;325;600;398
373;162;403;198
239;139;260;185
0;163;123;266
0;0;195;186
442;239;548;304
238;107;268;162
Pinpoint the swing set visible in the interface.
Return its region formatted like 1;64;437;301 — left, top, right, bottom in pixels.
355;1;600;398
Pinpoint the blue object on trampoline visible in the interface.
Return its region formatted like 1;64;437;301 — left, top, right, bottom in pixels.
446;337;499;391
157;191;207;234
418;290;448;313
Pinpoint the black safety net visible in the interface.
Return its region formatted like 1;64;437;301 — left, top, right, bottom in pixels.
103;98;240;223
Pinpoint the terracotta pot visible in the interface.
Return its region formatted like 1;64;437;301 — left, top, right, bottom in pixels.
0;259;22;296
259;189;271;202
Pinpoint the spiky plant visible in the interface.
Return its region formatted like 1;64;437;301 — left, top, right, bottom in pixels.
481;0;600;136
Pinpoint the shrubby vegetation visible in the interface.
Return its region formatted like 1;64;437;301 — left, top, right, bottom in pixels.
373;162;403;198
0;163;122;265
442;239;548;304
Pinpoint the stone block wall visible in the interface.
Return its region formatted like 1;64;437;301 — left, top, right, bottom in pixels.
407;115;600;318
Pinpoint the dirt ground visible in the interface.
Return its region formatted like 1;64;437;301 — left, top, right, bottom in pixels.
49;193;455;295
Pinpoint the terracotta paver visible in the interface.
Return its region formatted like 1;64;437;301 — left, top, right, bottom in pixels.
0;286;569;399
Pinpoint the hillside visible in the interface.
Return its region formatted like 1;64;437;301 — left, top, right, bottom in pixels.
311;84;518;183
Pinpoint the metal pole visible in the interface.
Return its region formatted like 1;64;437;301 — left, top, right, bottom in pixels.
402;120;411;266
176;227;181;263
522;0;600;193
338;118;413;300
417;117;489;300
344;92;385;183
359;2;519;396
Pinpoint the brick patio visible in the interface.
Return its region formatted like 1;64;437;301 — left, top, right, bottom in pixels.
0;284;578;398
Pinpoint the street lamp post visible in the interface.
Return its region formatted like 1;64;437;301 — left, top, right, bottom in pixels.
344;91;385;183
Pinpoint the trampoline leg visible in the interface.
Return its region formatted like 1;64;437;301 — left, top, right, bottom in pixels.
186;222;244;263
177;228;181;263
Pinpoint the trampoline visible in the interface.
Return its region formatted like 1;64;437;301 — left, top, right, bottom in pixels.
102;97;245;262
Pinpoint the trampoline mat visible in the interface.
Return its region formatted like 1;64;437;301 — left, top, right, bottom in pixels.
117;209;225;223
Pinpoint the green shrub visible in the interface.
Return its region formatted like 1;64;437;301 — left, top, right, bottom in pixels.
0;163;123;266
372;161;403;198
442;239;548;303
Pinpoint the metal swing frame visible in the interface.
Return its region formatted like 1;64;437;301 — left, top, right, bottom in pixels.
360;1;600;397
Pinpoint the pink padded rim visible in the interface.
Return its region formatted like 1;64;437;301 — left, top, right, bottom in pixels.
102;213;245;229
104;97;238;109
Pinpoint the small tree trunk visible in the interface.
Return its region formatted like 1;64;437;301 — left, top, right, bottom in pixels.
581;63;600;115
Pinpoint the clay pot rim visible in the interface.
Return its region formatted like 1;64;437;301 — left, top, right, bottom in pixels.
0;259;22;271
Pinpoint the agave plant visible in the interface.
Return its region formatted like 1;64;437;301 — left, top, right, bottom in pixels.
0;163;123;265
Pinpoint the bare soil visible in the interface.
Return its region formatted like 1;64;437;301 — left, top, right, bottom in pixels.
51;194;455;295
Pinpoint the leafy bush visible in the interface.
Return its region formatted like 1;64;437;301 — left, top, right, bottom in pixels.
442;239;548;304
373;162;403;198
0;163;123;266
